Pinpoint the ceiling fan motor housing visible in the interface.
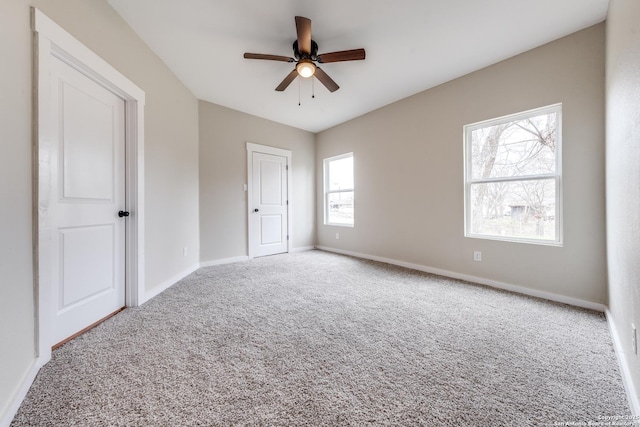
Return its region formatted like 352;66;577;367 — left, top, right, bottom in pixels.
293;39;319;60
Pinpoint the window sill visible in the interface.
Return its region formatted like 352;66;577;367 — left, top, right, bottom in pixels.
465;233;563;247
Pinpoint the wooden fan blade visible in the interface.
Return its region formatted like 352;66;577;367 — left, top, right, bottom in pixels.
314;67;339;92
244;53;295;62
275;69;299;91
295;16;312;54
317;49;366;63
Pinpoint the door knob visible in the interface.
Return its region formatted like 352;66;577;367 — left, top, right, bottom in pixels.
118;210;130;217
254;208;259;212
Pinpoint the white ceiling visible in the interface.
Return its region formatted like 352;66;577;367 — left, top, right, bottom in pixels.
107;0;609;133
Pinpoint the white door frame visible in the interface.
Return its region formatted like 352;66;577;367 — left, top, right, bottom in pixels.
33;8;145;366
246;142;292;259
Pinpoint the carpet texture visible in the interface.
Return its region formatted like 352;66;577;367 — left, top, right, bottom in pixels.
12;250;629;426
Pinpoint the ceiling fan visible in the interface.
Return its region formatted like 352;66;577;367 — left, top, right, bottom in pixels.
243;16;366;93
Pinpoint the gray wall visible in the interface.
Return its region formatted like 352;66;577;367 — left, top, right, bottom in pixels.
199;101;315;263
0;0;36;419
606;0;640;409
0;0;200;417
316;24;606;305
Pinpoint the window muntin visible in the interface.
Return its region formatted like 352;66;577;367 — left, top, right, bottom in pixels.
324;153;354;226
464;104;562;245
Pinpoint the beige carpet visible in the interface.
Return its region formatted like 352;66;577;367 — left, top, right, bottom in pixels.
12;250;629;426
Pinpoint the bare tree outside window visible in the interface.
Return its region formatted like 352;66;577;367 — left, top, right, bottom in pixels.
465;104;561;244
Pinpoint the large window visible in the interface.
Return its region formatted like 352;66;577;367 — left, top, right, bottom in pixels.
324;153;354;226
464;104;562;245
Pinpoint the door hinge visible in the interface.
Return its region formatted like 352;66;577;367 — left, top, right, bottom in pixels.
286;165;289;171
286;200;289;205
287;235;289;240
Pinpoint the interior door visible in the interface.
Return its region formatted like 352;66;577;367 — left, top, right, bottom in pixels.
50;56;126;345
250;151;289;257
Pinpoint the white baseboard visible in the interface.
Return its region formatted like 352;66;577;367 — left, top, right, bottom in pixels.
291;246;315;253
0;359;41;427
315;246;606;312
200;255;249;268
140;263;200;304
606;310;640;416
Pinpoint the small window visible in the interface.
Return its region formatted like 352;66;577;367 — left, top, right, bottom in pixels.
324;153;354;226
464;104;562;245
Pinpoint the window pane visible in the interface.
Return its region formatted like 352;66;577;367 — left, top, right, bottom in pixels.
471;111;557;180
327;191;354;225
329;156;354;191
470;179;556;241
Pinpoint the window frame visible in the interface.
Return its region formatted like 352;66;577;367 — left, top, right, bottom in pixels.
324;152;355;227
463;104;563;246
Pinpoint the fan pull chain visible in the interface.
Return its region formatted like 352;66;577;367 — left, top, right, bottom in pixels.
312;77;315;99
298;79;301;106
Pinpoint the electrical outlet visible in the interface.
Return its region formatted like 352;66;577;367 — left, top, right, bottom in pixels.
632;324;637;356
183;247;188;257
473;251;482;262
335;233;340;240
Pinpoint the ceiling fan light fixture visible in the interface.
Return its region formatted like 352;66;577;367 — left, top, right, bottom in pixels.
296;59;316;78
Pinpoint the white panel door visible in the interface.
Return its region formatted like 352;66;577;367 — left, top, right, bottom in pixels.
250;152;288;257
50;56;126;345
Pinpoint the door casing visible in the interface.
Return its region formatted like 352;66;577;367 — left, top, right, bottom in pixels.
33;8;146;366
246;142;292;259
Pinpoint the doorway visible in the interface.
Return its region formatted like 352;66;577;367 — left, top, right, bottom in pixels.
246;143;292;258
34;8;145;363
